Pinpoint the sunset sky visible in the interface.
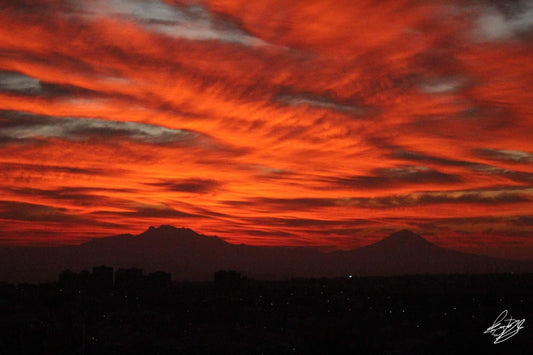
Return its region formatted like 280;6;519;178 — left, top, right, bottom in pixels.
0;0;532;259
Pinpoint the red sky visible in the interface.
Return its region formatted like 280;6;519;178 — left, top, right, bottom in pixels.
0;0;532;259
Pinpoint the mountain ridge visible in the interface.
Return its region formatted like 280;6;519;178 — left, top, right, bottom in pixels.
0;225;530;283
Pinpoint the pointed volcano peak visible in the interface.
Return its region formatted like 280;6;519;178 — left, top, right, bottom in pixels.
389;229;423;241
376;229;435;248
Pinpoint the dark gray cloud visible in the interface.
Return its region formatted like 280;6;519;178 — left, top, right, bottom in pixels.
309;226;365;234
0;71;41;94
0;70;99;98
224;188;530;211
1;187;135;207
0;162;120;176
473;165;533;184
408;214;533;226
129;205;200;218
92;204;202;219
391;150;481;168
2;0;267;46
236;229;297;238
345;189;531;208
514;216;533;226
418;76;467;95
473;0;533;41
402;190;530;205
327;166;462;189
223;197;336;210
476;148;533;163
277;93;372;116
242;216;372;228
0;110;203;146
0;200;80;222
146;178;222;193
74;0;266;46
393;149;533;184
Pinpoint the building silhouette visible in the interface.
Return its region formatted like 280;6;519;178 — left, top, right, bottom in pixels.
146;270;171;290
115;267;144;291
91;265;113;291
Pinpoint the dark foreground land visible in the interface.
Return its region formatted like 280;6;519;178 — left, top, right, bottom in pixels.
0;273;531;354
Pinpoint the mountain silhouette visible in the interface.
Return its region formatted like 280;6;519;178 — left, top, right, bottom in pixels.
374;229;436;247
0;225;530;283
326;228;533;276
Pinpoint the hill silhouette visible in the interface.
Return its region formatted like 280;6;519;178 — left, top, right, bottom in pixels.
0;225;531;283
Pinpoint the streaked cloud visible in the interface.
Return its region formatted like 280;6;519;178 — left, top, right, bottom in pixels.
224;188;532;211
0;71;41;93
75;0;266;45
0;200;80;222
0;0;531;258
418;77;466;94
146;178;222;193
0;110;201;146
278;94;370;115
477;148;533;163
327;166;462;190
474;0;533;41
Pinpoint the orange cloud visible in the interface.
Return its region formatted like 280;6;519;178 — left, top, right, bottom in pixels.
0;0;532;259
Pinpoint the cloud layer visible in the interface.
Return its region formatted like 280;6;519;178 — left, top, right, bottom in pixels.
0;0;532;259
